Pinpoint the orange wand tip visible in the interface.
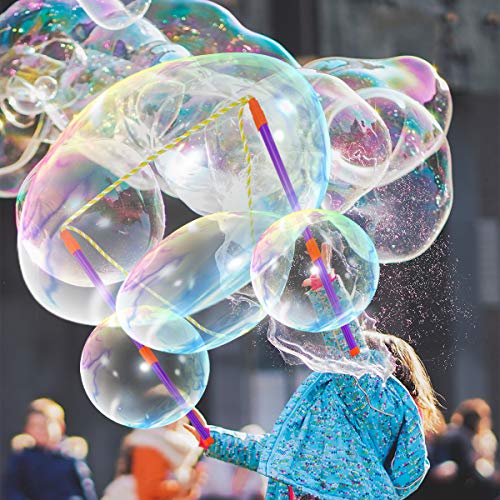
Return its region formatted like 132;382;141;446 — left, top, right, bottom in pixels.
248;97;268;130
350;346;361;357
199;434;214;450
60;229;81;255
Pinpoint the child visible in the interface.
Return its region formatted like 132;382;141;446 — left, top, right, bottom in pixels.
187;330;439;499
185;243;440;498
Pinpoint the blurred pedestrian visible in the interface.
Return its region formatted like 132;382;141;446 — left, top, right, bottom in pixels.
104;417;206;500
419;398;500;499
3;398;97;500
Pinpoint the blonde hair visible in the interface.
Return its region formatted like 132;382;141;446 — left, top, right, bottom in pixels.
365;331;442;434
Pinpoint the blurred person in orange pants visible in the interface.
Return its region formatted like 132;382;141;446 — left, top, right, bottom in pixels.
104;417;207;500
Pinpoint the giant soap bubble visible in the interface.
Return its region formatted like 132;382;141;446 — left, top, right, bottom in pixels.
251;209;379;332
81;314;209;428
347;141;453;263
117;211;279;353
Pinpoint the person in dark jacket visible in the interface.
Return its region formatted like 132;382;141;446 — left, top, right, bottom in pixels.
4;402;97;500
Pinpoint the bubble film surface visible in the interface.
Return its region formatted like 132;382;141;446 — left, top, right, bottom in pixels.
146;0;298;66
117;211;279;353
302;69;391;212
18;235;121;325
81;314;209;428
268;319;393;380
251;209;379;332
347;141;453;263
77;0;152;31
305;55;452;132
359;87;446;185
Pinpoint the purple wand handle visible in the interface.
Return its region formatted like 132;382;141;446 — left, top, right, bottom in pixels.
60;230;213;446
248;99;359;356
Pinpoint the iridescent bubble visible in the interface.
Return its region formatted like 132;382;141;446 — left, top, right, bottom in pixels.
146;0;298;66
359;88;445;185
81;314;209;428
267;318;393;379
305;55;452;133
18;132;165;291
82;17;190;65
117;211;279;353
77;0;152;31
301;69;391;212
251;209;379;332
147;53;329;215
346;141;453;264
37;52;328;216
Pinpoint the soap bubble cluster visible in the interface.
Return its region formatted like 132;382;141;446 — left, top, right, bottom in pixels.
3;0;453;428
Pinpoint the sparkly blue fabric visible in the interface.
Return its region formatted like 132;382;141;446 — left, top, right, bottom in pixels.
207;373;428;499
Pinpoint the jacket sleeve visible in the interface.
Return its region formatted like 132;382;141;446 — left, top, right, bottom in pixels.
387;406;430;498
205;426;269;472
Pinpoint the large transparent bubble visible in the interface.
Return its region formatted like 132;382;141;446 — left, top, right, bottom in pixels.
301;69;391;212
77;0;152;31
305;55;452;133
346;141;453;263
81;314;209;428
18;136;165;291
117;211;280;353
146;0;298;66
268;318;393;380
251;209;379;332
28;52;328;216
148;54;329;215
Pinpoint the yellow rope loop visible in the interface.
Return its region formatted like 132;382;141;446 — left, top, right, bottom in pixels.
62;95;252;229
237;104;256;244
63;225;222;336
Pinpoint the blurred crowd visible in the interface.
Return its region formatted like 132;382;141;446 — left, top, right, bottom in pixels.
2;398;266;500
4;396;500;499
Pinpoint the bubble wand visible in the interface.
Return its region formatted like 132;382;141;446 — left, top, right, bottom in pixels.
248;97;360;356
60;229;214;448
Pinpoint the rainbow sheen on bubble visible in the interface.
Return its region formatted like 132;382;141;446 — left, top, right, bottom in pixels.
347;141;453;263
80;314;209;428
305;55;452;132
117;211;279;353
359;88;445;185
302;69;391;212
146;0;298;66
251;209;379;332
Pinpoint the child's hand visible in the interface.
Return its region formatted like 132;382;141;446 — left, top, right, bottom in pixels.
182;408;207;443
302;242;334;288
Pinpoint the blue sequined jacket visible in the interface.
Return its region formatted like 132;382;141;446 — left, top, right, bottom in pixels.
207;372;429;499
